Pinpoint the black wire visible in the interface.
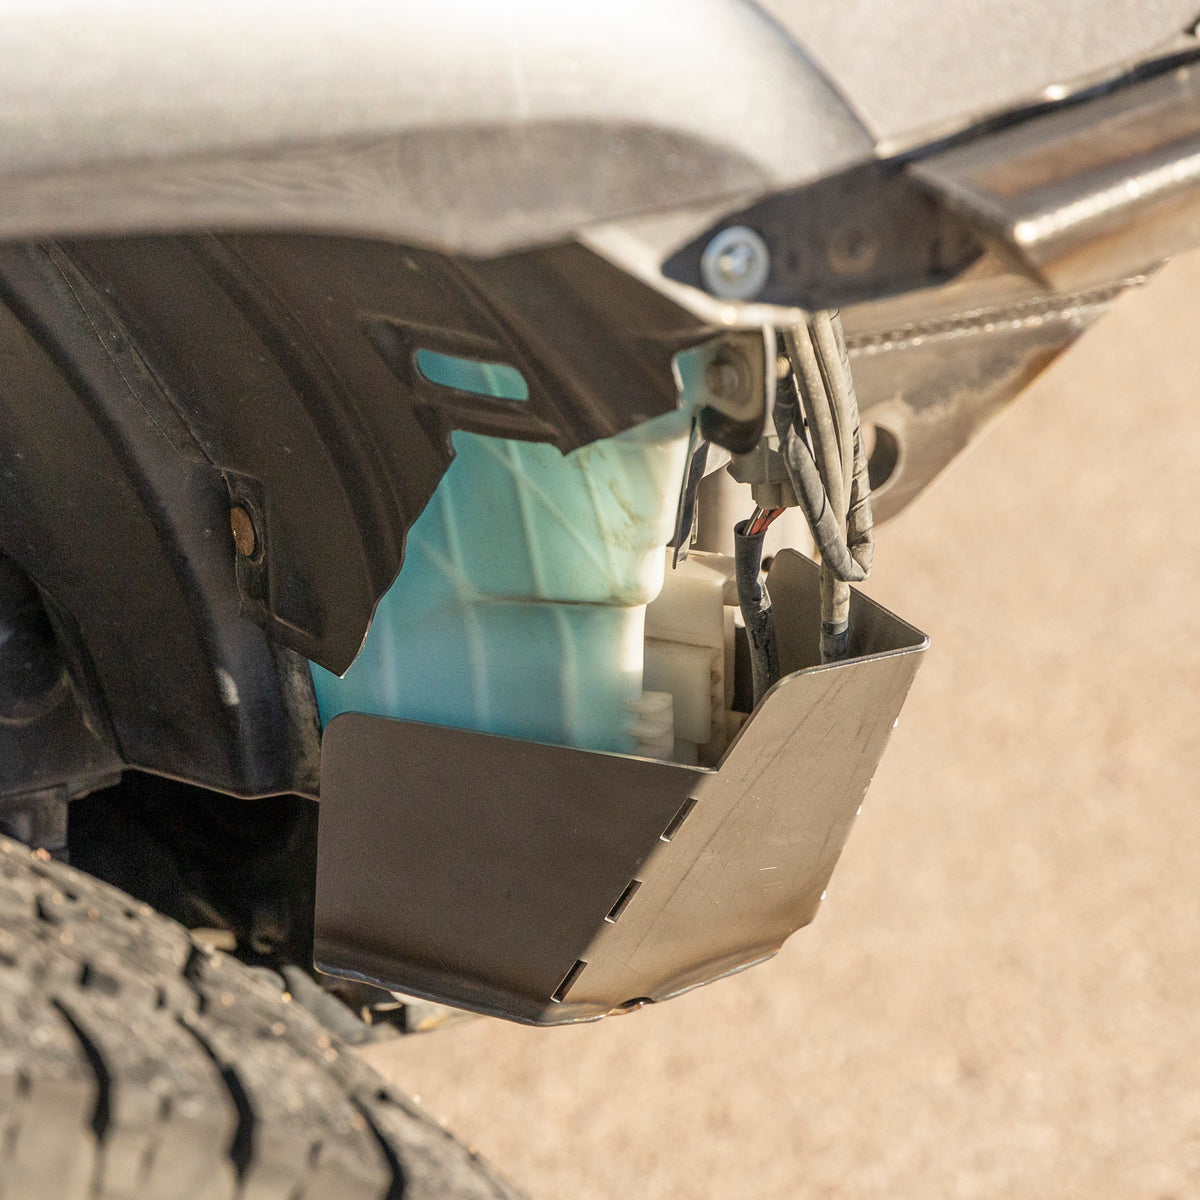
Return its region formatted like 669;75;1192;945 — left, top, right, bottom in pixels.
734;519;779;706
669;424;710;566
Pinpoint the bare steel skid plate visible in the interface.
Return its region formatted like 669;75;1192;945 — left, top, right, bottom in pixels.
314;550;927;1025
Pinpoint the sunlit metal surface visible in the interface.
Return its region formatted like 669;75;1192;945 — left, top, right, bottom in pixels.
315;551;926;1025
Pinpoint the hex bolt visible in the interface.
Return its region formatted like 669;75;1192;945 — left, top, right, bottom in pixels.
230;505;258;558
699;225;770;300
704;346;755;417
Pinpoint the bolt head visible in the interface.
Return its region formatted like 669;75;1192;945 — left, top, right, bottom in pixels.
699;225;770;300
702;346;755;418
230;505;257;558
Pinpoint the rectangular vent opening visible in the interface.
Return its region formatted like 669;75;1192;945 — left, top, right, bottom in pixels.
605;879;642;924
660;797;698;843
551;959;588;1004
415;349;529;401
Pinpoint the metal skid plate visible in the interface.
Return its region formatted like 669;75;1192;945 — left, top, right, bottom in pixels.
314;551;927;1025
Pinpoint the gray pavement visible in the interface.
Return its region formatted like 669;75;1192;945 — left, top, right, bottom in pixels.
362;254;1200;1199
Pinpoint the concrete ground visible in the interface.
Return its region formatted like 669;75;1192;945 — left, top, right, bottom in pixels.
361;254;1200;1199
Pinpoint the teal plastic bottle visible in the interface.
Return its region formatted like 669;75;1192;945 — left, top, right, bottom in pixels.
311;353;695;753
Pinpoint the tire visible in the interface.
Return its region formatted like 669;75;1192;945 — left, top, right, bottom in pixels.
0;836;523;1200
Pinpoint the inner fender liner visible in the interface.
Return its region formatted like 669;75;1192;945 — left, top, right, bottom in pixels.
58;234;740;675
0;234;751;796
0;243;316;797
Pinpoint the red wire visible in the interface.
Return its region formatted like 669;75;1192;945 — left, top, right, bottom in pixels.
747;507;786;536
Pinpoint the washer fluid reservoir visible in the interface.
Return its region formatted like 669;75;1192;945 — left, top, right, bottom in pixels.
311;355;693;755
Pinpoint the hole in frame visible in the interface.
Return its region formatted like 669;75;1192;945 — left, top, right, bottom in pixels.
551;959;588;1004
415;349;529;401
660;797;698;843
605;879;642;924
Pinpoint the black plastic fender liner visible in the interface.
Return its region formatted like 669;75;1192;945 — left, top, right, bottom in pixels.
314;550;927;1025
0;242;318;798
0;555;122;807
0;231;766;798
60;234;760;678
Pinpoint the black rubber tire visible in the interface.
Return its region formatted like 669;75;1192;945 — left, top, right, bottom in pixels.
0;836;524;1200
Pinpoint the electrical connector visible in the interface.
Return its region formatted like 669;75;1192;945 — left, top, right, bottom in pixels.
727;434;798;511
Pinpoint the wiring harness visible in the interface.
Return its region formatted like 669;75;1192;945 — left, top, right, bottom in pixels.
735;311;875;703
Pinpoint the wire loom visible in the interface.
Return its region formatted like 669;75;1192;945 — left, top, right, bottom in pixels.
736;312;876;703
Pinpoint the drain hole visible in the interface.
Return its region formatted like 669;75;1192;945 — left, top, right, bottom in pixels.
605;880;642;924
863;422;900;491
660;797;697;843
551;959;588;1004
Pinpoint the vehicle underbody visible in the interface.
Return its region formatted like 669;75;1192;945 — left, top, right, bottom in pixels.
1;3;1199;1194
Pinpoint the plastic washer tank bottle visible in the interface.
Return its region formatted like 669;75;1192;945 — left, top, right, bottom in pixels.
310;353;696;754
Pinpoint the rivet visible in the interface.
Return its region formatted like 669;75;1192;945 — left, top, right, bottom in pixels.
230;506;257;558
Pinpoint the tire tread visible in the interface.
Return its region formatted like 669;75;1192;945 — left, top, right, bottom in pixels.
0;839;522;1200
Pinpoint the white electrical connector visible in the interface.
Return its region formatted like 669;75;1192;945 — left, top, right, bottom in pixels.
643;550;737;766
727;432;798;512
627;691;675;760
